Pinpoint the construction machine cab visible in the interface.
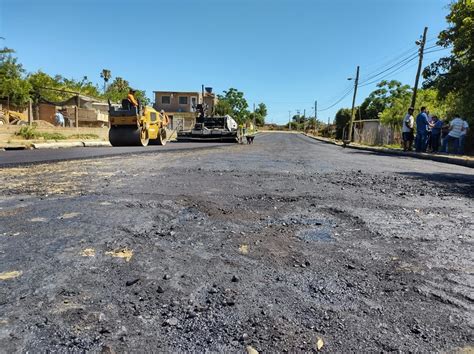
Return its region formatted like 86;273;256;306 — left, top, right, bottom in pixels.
108;99;142;117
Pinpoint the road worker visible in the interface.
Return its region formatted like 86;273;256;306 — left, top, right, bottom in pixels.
127;89;138;107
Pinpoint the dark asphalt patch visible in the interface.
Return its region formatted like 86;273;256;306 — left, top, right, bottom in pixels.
0;133;472;352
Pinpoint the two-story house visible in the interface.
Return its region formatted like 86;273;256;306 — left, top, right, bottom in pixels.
153;87;218;130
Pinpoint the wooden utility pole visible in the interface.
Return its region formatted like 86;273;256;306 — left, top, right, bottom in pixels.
253;103;256;128
303;109;306;132
348;66;360;142
314;100;317;132
411;27;428;108
296;110;300;131
75;95;80;128
28;99;33;125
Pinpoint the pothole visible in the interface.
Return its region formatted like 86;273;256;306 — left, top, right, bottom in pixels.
297;227;334;242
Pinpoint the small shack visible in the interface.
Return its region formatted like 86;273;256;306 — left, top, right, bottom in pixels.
38;95;109;127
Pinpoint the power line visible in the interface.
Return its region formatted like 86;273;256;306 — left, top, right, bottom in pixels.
318;43;431;112
424;47;452;54
318;86;354;112
424;43;452;51
359;55;420;87
362;45;418;78
358;41;448;86
319;83;354;106
358;52;419;85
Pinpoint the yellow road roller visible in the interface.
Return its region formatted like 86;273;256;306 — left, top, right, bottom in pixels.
108;101;171;147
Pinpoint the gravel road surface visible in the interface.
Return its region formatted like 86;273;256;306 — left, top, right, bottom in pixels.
0;132;472;352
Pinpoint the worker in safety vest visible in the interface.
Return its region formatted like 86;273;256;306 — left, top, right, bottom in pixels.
160;110;170;126
127;89;138;107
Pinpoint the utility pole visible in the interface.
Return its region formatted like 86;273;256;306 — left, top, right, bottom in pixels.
411;27;428;109
348;65;360;142
303;109;306;132
253;103;256;128
314;100;317;120
296;110;300;131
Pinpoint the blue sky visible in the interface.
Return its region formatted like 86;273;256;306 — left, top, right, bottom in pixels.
1;0;451;124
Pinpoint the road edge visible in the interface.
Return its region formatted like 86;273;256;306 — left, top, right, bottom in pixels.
303;133;474;169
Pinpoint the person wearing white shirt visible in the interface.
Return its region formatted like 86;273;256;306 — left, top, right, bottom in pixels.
442;114;464;154
401;107;415;151
459;119;469;155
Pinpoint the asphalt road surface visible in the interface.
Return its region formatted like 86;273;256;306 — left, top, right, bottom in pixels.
0;133;473;352
0;141;236;167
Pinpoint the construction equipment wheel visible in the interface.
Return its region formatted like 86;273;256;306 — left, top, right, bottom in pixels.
0;115;7;125
109;126;149;147
158;128;167;146
151;128;167;146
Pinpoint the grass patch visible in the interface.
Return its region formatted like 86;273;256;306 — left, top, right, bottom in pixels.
68;133;99;140
16;126;67;140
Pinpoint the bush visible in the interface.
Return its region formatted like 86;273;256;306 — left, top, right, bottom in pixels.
16;126;37;139
16;126;66;140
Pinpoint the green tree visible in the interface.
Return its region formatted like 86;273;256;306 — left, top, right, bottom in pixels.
28;71;63;102
379;88;447;127
334;108;351;139
249;102;267;126
423;0;474;120
100;69;111;92
0;49;32;107
360;80;411;122
28;71;102;103
214;99;232;116
255;103;267;118
104;77;150;105
61;76;102;98
217;88;249;123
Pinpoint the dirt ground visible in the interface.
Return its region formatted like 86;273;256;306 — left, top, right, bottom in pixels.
0;133;473;352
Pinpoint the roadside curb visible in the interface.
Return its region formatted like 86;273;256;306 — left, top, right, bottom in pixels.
82;141;112;147
32;142;85;149
30;141;111;149
304;133;474;168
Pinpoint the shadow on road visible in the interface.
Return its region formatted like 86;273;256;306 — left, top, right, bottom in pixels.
398;171;474;199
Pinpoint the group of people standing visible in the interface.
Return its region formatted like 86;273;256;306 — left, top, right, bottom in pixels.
402;107;469;154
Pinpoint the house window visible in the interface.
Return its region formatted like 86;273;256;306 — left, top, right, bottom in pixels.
179;96;188;105
161;96;171;104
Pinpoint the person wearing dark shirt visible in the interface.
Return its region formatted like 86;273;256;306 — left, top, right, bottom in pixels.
415;107;432;152
430;116;443;153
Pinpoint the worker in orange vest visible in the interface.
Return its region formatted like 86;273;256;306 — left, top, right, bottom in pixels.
127;89;138;107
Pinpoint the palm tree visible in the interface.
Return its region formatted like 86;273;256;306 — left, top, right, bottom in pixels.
100;69;111;93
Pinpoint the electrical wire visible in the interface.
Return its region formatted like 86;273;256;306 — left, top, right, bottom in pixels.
424;47;452;55
362;45;419;78
358;52;419;85
319;82;354;106
318;86;354;112
359;55;420;87
359;42;450;86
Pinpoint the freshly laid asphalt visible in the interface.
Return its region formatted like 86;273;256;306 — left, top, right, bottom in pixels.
0;132;472;352
0;141;236;167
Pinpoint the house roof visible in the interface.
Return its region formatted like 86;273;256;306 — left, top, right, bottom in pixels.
153;91;200;95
